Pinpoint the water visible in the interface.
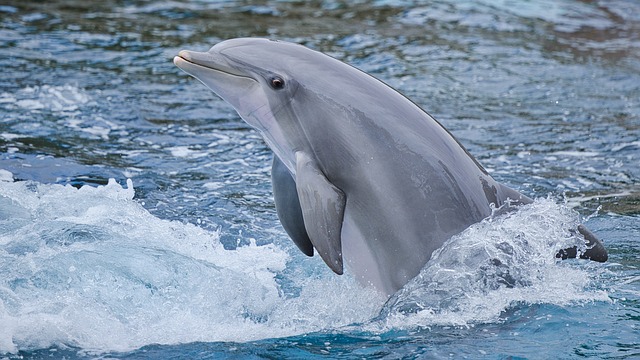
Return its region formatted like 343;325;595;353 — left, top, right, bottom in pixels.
0;0;638;358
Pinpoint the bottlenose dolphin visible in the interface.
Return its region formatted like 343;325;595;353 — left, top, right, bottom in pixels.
174;38;607;296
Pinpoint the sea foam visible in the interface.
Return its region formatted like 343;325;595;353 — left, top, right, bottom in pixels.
0;175;609;354
0;176;381;354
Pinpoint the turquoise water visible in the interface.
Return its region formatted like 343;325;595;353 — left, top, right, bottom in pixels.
0;0;638;358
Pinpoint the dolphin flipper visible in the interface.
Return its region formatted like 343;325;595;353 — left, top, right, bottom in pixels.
495;184;608;262
271;155;314;257
576;225;608;262
556;225;608;262
295;151;346;275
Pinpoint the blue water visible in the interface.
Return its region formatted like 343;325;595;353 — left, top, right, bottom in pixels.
1;0;638;359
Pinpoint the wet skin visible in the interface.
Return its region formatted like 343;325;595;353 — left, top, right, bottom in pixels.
174;38;607;296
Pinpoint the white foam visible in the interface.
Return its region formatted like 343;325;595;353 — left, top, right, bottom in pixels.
167;146;208;158
375;198;610;331
0;179;381;354
0;170;13;182
0;85;122;140
2;85;91;112
0;181;610;354
611;141;640;152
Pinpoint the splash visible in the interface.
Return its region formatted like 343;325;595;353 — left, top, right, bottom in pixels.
0;175;611;354
0;176;381;354
376;198;610;330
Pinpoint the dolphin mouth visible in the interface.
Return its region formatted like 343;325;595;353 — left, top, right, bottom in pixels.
174;50;254;81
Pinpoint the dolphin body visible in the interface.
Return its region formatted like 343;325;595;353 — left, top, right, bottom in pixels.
174;38;607;296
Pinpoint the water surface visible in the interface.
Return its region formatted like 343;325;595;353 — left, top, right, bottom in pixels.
0;0;638;358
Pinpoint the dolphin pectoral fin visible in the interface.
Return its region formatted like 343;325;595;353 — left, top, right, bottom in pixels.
295;152;346;275
556;224;608;262
492;184;608;262
271;155;314;257
576;225;608;262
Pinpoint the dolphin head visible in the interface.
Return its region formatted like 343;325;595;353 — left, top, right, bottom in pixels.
175;38;391;175
174;38;321;170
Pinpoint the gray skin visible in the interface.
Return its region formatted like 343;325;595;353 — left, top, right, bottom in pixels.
174;38;607;296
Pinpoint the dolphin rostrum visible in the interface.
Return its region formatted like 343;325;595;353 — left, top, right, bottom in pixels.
174;38;607;296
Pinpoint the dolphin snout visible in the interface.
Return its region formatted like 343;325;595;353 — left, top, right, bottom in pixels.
174;50;212;67
174;49;246;79
174;50;193;66
177;50;194;61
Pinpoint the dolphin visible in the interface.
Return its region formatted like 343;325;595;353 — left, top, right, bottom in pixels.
174;38;607;296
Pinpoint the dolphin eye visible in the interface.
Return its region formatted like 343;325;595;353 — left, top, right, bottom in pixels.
270;76;285;90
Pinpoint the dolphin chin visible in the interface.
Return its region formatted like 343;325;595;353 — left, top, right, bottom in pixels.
175;38;608;296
